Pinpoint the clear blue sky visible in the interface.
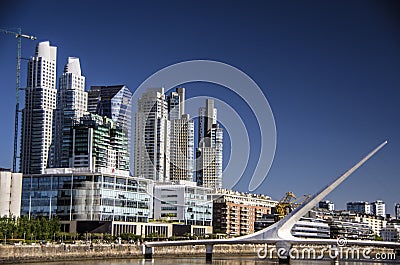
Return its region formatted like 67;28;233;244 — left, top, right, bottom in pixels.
1;1;399;214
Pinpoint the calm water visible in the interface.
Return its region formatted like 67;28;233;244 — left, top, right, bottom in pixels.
11;258;397;265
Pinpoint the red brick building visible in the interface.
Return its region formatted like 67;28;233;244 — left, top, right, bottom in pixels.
212;189;277;236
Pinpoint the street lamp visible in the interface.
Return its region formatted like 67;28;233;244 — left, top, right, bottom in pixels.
3;229;7;245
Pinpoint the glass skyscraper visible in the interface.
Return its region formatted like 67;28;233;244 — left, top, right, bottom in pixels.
134;88;170;182
71;113;129;171
134;87;195;183
167;88;194;182
196;99;223;189
87;85;133;152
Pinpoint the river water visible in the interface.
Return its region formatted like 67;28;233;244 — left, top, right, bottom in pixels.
11;257;397;265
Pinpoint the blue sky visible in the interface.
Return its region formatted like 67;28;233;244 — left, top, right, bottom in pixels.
1;1;399;214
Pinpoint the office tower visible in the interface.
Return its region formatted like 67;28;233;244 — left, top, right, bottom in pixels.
198;99;217;144
21;41;57;174
371;200;386;217
196;99;223;189
346;201;371;214
167;87;185;120
70;114;129;171
87;85;132;154
134;88;170;182
51;57;87;168
169;114;194;182
395;203;400;220
166;88;195;182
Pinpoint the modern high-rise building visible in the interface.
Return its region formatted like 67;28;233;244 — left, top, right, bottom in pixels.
70;114;129;171
134;88;170;182
196;99;223;189
169;115;194;182
51;57;87;168
395;203;400;220
167;87;185;121
21;41;57;174
166;88;194;182
87;84;132;131
198;99;217;144
347;201;371;215
371;200;386;217
87;85;132;153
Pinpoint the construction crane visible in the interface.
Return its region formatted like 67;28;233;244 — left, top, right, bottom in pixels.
275;191;311;220
0;28;37;172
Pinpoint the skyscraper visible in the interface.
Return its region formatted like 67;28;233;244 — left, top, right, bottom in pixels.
21;41;57;174
169;115;194;182
87;85;132;153
51;57;87;168
196;99;223;189
134;88;170;182
167;87;185;121
71;113;129;171
167;88;194;182
198;99;217;144
87;85;133;131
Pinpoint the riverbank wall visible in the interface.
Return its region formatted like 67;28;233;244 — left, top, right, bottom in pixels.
0;243;263;263
0;243;397;263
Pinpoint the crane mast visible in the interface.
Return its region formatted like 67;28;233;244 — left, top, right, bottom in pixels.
1;28;37;172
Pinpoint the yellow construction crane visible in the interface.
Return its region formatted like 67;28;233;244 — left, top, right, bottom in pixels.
1;28;36;172
275;192;311;220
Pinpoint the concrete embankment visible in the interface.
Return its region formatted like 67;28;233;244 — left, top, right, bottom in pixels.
0;243;397;263
0;243;264;263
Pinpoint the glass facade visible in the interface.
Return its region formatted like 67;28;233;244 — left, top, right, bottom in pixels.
21;172;152;222
196;99;223;189
87;85;132;154
134;88;170;182
154;182;213;226
184;186;213;226
71;114;129;171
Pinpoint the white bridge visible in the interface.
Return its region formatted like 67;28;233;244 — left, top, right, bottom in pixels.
144;141;400;262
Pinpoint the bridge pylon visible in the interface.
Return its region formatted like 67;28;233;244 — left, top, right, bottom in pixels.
143;141;392;263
